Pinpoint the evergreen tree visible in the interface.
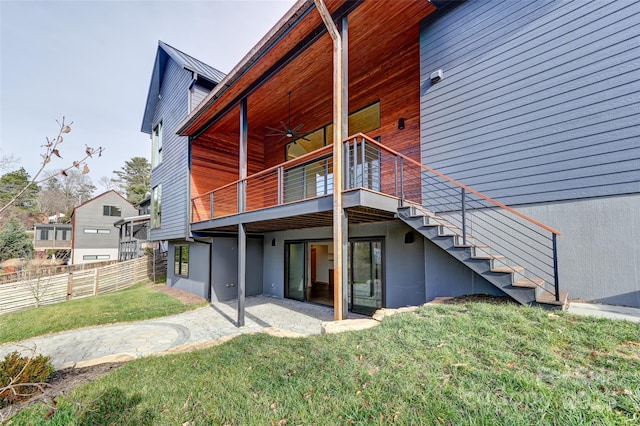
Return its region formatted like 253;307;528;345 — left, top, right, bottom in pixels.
0;168;39;212
113;157;151;204
0;216;33;263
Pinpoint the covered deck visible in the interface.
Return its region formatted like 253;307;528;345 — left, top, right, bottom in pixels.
178;0;438;322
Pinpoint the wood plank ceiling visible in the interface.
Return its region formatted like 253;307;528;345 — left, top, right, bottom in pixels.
190;0;437;217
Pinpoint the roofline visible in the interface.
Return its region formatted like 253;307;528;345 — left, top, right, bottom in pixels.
113;214;151;227
141;40;225;134
71;190;134;217
158;40;225;85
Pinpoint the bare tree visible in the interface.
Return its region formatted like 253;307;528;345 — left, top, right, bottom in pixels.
0;118;104;215
0;154;19;172
97;175;119;193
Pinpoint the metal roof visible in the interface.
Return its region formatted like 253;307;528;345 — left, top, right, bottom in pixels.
141;41;226;134
158;41;226;84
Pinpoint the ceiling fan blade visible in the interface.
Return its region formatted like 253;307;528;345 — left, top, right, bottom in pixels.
277;134;288;144
291;123;304;132
280;121;289;130
265;126;285;133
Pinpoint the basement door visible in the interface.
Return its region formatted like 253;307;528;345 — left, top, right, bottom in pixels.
284;240;384;315
348;240;383;316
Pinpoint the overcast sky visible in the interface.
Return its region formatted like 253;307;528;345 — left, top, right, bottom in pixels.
0;0;295;192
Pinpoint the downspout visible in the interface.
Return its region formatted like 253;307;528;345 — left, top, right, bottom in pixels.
314;0;345;320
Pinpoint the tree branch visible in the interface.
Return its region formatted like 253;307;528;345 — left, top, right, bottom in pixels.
0;118;105;216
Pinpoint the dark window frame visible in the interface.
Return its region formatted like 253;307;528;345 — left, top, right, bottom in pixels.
174;245;189;277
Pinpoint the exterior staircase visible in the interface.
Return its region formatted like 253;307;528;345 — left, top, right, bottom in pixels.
397;205;569;310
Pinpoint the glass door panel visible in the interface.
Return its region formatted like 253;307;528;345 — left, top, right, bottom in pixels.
285;243;305;301
349;241;383;315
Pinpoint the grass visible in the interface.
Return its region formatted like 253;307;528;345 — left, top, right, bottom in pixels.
0;282;206;344
9;301;640;425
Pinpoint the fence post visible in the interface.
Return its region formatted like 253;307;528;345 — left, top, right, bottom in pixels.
93;268;99;296
66;272;73;301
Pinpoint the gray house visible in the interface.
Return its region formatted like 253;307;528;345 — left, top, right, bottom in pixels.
70;190;138;264
144;0;639;317
141;41;225;297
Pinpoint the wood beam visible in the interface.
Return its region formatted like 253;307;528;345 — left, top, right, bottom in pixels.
314;0;345;321
238;98;248;327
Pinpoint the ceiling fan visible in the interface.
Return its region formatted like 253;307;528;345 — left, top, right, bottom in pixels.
265;91;310;144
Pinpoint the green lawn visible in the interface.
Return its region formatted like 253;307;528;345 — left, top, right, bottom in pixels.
10;302;640;425
0;282;206;344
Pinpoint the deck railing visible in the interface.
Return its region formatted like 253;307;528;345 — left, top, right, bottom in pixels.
191;145;333;221
191;133;561;300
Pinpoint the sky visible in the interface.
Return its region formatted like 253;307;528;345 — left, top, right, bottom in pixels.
0;0;296;193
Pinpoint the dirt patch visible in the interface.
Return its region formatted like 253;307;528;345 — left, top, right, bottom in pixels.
0;362;128;421
147;283;208;305
441;294;518;305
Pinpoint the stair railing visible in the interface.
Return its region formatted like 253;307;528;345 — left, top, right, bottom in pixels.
344;133;562;302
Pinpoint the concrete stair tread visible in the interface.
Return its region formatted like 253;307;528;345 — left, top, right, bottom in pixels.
512;277;545;288
491;265;524;274
472;254;505;260
536;291;569;307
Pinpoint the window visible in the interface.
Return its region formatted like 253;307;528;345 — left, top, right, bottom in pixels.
38;228;51;240
103;205;122;217
284;102;381;161
83;255;110;261
83;229;111;234
152;185;162;228
152;122;163;167
174;245;189;277
56;229;70;240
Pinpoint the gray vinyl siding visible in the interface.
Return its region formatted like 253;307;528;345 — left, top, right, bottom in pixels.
420;0;640;205
167;240;210;299
189;83;210;112
150;59;192;240
73;192;137;250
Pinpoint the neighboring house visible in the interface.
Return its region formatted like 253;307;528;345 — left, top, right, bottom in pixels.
143;0;640;318
33;223;72;260
141;41;225;297
70;190;138;264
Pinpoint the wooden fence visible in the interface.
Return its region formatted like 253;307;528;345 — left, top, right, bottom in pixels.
0;253;167;315
0;260;119;285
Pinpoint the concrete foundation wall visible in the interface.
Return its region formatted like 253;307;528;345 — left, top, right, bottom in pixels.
515;194;640;308
167;241;210;299
210;236;263;303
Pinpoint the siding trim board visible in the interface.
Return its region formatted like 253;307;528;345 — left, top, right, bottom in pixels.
420;0;640;206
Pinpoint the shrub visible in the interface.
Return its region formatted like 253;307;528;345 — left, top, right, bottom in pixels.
0;351;55;408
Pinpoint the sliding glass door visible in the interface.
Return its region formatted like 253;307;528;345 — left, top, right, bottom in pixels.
285;243;305;301
285;239;384;315
349;240;383;315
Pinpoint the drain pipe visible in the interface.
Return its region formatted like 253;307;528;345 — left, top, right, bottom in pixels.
314;0;347;320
